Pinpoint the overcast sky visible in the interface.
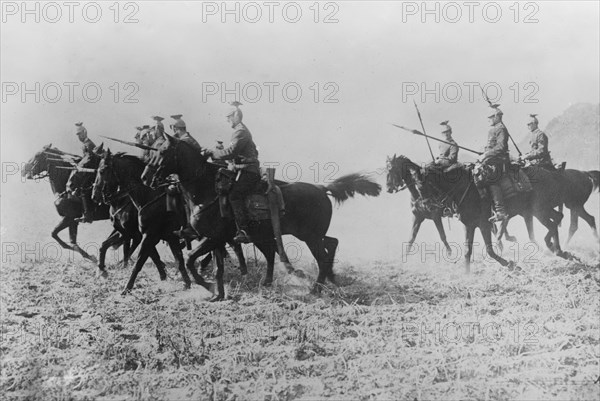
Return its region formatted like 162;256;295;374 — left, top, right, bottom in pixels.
2;0;599;177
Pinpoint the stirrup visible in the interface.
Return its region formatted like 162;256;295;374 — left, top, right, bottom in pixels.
233;229;251;244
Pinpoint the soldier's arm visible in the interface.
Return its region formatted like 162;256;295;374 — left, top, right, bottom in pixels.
449;144;459;162
212;130;248;160
528;133;548;158
484;128;508;158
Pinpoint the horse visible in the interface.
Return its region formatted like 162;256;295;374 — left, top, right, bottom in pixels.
66;146;171;276
562;169;600;245
388;155;566;272
142;133;382;298
22;145;109;262
386;155;516;255
495;168;600;249
93;149;246;296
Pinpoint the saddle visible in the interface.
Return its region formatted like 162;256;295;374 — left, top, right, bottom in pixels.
215;168;285;221
473;162;533;201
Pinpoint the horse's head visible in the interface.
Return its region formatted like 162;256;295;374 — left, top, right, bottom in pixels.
93;149;118;203
386;154;422;193
66;149;99;196
23;143;55;179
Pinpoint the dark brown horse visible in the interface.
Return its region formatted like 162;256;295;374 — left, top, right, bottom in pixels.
388;155;567;271
142;133;381;298
386;154;453;255
22;145;109;263
67;148;170;276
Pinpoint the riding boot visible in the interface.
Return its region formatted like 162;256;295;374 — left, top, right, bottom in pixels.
488;184;508;222
230;199;252;243
77;194;94;223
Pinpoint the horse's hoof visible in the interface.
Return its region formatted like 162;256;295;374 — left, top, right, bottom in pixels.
239;266;247;276
262;279;273;287
209;295;225;302
183;283;191;290
445;247;452;257
87;255;98;264
310;285;322;296
98;270;108;279
159;274;167;281
121;288;131;296
507;261;522;272
293;269;306;279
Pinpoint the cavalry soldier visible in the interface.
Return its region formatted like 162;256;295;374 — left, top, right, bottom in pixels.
435;120;459;168
170;114;202;151
75;122;96;154
520;114;553;169
481;106;510;222
204;102;260;244
74;122;96;223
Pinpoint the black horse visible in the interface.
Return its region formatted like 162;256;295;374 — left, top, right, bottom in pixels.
142;133;381;298
560;169;599;245
22;145;109;262
67;147;172;276
388;155;566;271
93;150;246;296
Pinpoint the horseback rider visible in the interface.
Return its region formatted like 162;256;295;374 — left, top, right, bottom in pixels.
519;114;554;169
481;106;510;222
435;120;459;168
204;102;260;244
74;122;96;223
152;116;165;143
170;114;202;151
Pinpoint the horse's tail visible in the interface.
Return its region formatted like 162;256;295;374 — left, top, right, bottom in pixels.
323;173;381;204
587;170;600;193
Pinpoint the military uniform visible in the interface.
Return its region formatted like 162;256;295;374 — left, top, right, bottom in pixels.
482;113;510;220
81;137;96;154
524;128;552;167
209;108;261;243
437;138;459;168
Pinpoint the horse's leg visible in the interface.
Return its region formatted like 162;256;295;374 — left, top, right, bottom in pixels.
123;233;158;294
504;224;517;243
185;237;215;289
98;229;122;275
209;246;226;302
536;212;560;254
148;246;167;281
124;231;142;267
524;214;536;244
566;208;579;246
166;237;193;291
406;213;424;254
464;224;476;274
323;236;339;284
306;237;329;294
51;217;73;250
122;238;131;268
254;241;275;287
481;222;510;267
229;241;248;275
549;209;564;255
433;216;452;255
576;206;599;242
67;220;97;262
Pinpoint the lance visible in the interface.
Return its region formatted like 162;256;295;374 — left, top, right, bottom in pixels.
43;151;80;161
55;166;97;173
391;123;483;155
479;85;522;156
100;135;158;151
413;100;436;161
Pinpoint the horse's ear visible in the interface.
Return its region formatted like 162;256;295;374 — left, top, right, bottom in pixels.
164;133;174;145
106;148;112;156
393;153;397;160
97;143;104;153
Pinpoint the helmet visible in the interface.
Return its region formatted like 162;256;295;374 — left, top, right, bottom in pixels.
487;106;503;118
440;120;452;133
225;101;243;125
528;114;539;125
170;114;186;129
74;122;87;135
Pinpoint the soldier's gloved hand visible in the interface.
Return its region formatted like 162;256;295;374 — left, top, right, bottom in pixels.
201;148;213;158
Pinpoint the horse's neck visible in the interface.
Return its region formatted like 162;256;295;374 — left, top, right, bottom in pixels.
127;184;157;211
177;159;218;205
48;164;72;195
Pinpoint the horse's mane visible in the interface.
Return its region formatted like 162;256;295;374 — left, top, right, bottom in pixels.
113;153;147;169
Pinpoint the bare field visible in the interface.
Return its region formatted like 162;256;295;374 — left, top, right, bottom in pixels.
1;181;600;400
